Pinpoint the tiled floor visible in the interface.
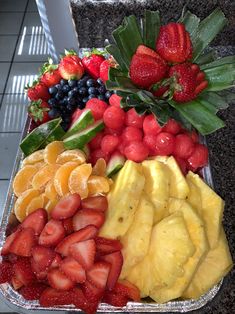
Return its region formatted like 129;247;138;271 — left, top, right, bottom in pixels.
0;0;50;237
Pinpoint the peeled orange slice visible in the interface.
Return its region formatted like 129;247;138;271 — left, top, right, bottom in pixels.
92;158;106;176
32;164;60;190
14;189;40;222
88;175;110;196
22;149;45;165
45;180;59;201
44;141;65;164
13;165;39;197
25;194;46;216
54;161;80;196
68;163;92;199
56;149;86;165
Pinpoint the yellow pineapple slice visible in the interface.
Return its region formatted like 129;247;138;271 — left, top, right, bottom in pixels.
13;164;39;197
99;160;145;239
32;164;60;191
68;163;92;199
87;175;110;196
92;158;106;176
44;141;65;164
142;160;170;223
183;228;233;299
56;149;86;165
120;193;154;279
155;156;189;199
54;161;80;197
186;178;202;215
150;198;209;303
25;194;47;215
22;149;45;165
45;180;59;201
187;171;224;249
14;189;40;222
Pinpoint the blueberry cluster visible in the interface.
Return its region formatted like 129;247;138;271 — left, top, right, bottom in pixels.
48;75;113;130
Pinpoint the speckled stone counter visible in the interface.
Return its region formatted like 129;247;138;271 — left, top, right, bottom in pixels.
71;2;235;313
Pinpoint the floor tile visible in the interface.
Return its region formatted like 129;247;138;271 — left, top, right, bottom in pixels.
0;133;21;179
21;12;43;35
0;12;24;35
27;0;38;12
0;63;10;93
0;36;17;61
14;34;50;62
0;180;10;219
0;94;28;132
0;0;27;12
5;62;41;94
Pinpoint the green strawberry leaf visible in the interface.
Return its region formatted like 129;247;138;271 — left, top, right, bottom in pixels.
198;92;229;113
204;63;235;91
195;51;215;65
105;44;128;72
201;55;235;70
143;10;161;49
179;10;200;43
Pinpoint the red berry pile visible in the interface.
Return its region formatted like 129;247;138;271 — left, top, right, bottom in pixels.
0;194;140;313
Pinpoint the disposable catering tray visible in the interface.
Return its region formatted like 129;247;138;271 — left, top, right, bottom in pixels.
0;81;222;314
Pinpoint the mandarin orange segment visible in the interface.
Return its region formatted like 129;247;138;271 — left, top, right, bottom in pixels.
25;194;45;216
44;141;65;164
45;198;58;216
22;149;45;165
54;161;80;196
45;180;59;201
87;175;110;196
13;165;39;197
33;161;46;169
14;189;40;222
32;164;60;190
92;158;106;176
56;149;86;165
68;163;92;199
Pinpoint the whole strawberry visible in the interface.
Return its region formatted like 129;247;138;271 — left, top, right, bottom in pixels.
28;100;50;125
130;45;168;89
59;49;84;80
25;80;50;101
82;50;105;79
156;22;192;63
99;57;116;83
40;58;61;87
169;63;208;102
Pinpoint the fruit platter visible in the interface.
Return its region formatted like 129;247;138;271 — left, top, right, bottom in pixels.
0;7;234;314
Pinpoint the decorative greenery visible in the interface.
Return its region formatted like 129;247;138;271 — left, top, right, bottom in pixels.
105;8;235;135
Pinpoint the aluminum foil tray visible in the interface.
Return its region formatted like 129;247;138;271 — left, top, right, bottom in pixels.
0;90;222;314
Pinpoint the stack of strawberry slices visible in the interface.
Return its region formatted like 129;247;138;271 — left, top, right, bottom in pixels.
0;194;140;313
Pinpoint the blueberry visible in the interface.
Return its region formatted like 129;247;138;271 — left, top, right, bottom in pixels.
48;86;58;96
60;79;68;86
88;94;96;100
79;87;87;96
68;90;77;98
105;90;112;99
62;84;71;93
48;98;57;107
78;103;85;109
73;87;80;94
77;80;85;88
97;78;103;85
48;108;60;119
55;84;62;90
88;87;98;95
68;96;77;106
98;85;106;94
63;96;68;105
98;95;106;101
82;97;89;103
68;79;77;88
55;91;64;100
86;79;96;87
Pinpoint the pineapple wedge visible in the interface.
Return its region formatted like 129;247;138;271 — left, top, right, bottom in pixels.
150;198;209;303
99;160;145;239
186;178;202;215
187;171;224;249
120;193;154;279
142;160;170;223
155;156;189;199
183;228;233;299
148;212;195;288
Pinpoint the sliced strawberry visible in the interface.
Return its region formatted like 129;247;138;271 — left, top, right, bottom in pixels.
51;194;81;220
136;44;160;58
21;208;48;235
101;251;123;290
31;246;56;271
39;287;74;306
103;291;128;307
63;217;74;235
87;262;110;289
19;282;48;300
55;225;98;256
50;253;62;269
0;261;13;283
81;196;108;212
60;257;86;283
39;219;65;247
82;53;105;79
95;237;122;255
47;267;75;291
1;229;21;256
31;259;48;281
81;280;104;303
70;287;89;311
69;239;96;270
9;228;36;257
13;257;36;286
72;209;105;232
11;275;24;290
113;280;140;301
